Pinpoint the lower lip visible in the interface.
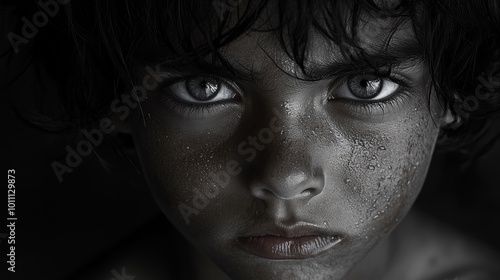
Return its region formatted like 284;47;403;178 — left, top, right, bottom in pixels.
237;235;341;259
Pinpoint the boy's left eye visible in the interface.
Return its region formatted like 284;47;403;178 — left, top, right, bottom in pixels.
168;76;238;104
333;74;400;101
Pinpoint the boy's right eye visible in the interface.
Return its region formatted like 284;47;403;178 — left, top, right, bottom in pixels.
168;76;239;105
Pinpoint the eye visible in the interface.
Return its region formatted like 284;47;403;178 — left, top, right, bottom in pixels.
168;76;238;104
332;74;400;101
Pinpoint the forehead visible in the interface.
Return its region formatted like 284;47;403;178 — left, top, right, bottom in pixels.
141;0;421;83
217;12;418;80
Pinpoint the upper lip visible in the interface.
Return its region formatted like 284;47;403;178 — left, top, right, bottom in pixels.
239;221;340;238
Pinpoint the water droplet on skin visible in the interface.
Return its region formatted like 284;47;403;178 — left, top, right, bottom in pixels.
378;146;386;150
186;146;190;150
368;165;375;170
147;113;151;119
373;215;379;219
344;178;351;183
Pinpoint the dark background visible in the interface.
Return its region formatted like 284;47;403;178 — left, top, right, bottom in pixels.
1;1;500;279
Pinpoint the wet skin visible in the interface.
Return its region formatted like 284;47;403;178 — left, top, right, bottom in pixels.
128;15;453;280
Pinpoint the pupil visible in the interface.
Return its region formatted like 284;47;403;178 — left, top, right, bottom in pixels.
186;78;220;101
347;76;382;99
201;81;218;95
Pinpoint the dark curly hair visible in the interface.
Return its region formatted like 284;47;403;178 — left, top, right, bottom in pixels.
5;0;500;152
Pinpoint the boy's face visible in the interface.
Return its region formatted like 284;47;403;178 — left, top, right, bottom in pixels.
129;11;451;279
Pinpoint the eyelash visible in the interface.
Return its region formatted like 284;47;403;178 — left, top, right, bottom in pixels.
158;75;241;116
328;73;414;115
157;72;414;117
341;89;412;116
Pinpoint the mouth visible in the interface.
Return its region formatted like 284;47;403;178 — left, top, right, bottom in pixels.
236;223;342;259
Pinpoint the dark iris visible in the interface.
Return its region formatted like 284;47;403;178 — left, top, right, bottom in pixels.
347;75;383;99
185;77;220;101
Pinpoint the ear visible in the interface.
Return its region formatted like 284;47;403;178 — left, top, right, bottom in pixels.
439;103;461;129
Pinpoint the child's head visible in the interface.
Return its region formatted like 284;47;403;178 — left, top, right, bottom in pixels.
64;0;500;278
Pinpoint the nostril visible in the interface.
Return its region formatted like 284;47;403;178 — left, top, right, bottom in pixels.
252;188;273;199
249;170;325;201
300;188;317;197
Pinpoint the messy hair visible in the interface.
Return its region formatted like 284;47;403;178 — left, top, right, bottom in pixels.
14;0;500;150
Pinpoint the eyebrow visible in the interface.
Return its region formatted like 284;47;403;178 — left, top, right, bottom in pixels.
155;38;423;82
307;38;424;80
156;58;255;82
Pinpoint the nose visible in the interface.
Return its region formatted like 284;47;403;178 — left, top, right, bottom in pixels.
246;111;325;202
249;166;325;201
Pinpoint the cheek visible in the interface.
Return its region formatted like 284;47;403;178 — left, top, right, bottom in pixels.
320;102;440;241
130;81;443;267
130;104;248;239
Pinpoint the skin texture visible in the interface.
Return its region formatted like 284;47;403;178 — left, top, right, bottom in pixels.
128;13;453;280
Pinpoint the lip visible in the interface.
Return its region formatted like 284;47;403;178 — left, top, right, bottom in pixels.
237;223;342;259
